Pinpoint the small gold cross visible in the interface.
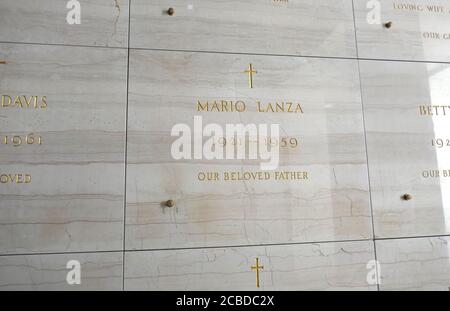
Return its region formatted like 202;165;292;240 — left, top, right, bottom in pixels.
0;60;6;64
251;257;264;288
244;63;257;89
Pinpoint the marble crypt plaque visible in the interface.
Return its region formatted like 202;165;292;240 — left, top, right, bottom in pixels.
125;50;372;250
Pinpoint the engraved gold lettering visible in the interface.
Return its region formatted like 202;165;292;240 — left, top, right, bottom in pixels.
419;105;450;116
12;136;22;147
421;169;450;178
13;96;23;108
393;2;450;14
215;136;299;149
274;171;308;180
1;134;43;147
198;100;304;113
25;96;34;108
431;138;450;148
198;171;310;182
0;174;32;184
224;171;271;181
40;96;47;108
393;3;424;12
426;5;444;13
423;170;440;178
197;172;220;181
197;100;246;112
423;32;440;39
1;95;12;107
257;101;304;113
0;95;47;109
0;175;7;183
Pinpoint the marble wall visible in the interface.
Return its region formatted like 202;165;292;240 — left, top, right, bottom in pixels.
1;0;450;291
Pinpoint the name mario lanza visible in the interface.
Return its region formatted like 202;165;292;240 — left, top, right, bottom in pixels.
197;99;304;113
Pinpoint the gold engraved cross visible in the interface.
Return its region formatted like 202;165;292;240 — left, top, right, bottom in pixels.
251;257;264;288
244;63;257;89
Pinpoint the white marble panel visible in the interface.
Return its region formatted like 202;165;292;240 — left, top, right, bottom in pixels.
0;252;122;291
377;236;450;291
124;241;376;291
126;50;372;250
354;0;450;62
130;0;356;58
0;43;127;254
361;60;450;238
0;0;129;48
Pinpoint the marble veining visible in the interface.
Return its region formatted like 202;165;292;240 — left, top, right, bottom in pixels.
130;0;356;58
0;0;129;48
360;60;450;238
124;241;376;290
0;43;127;254
377;237;450;291
0;252;123;291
